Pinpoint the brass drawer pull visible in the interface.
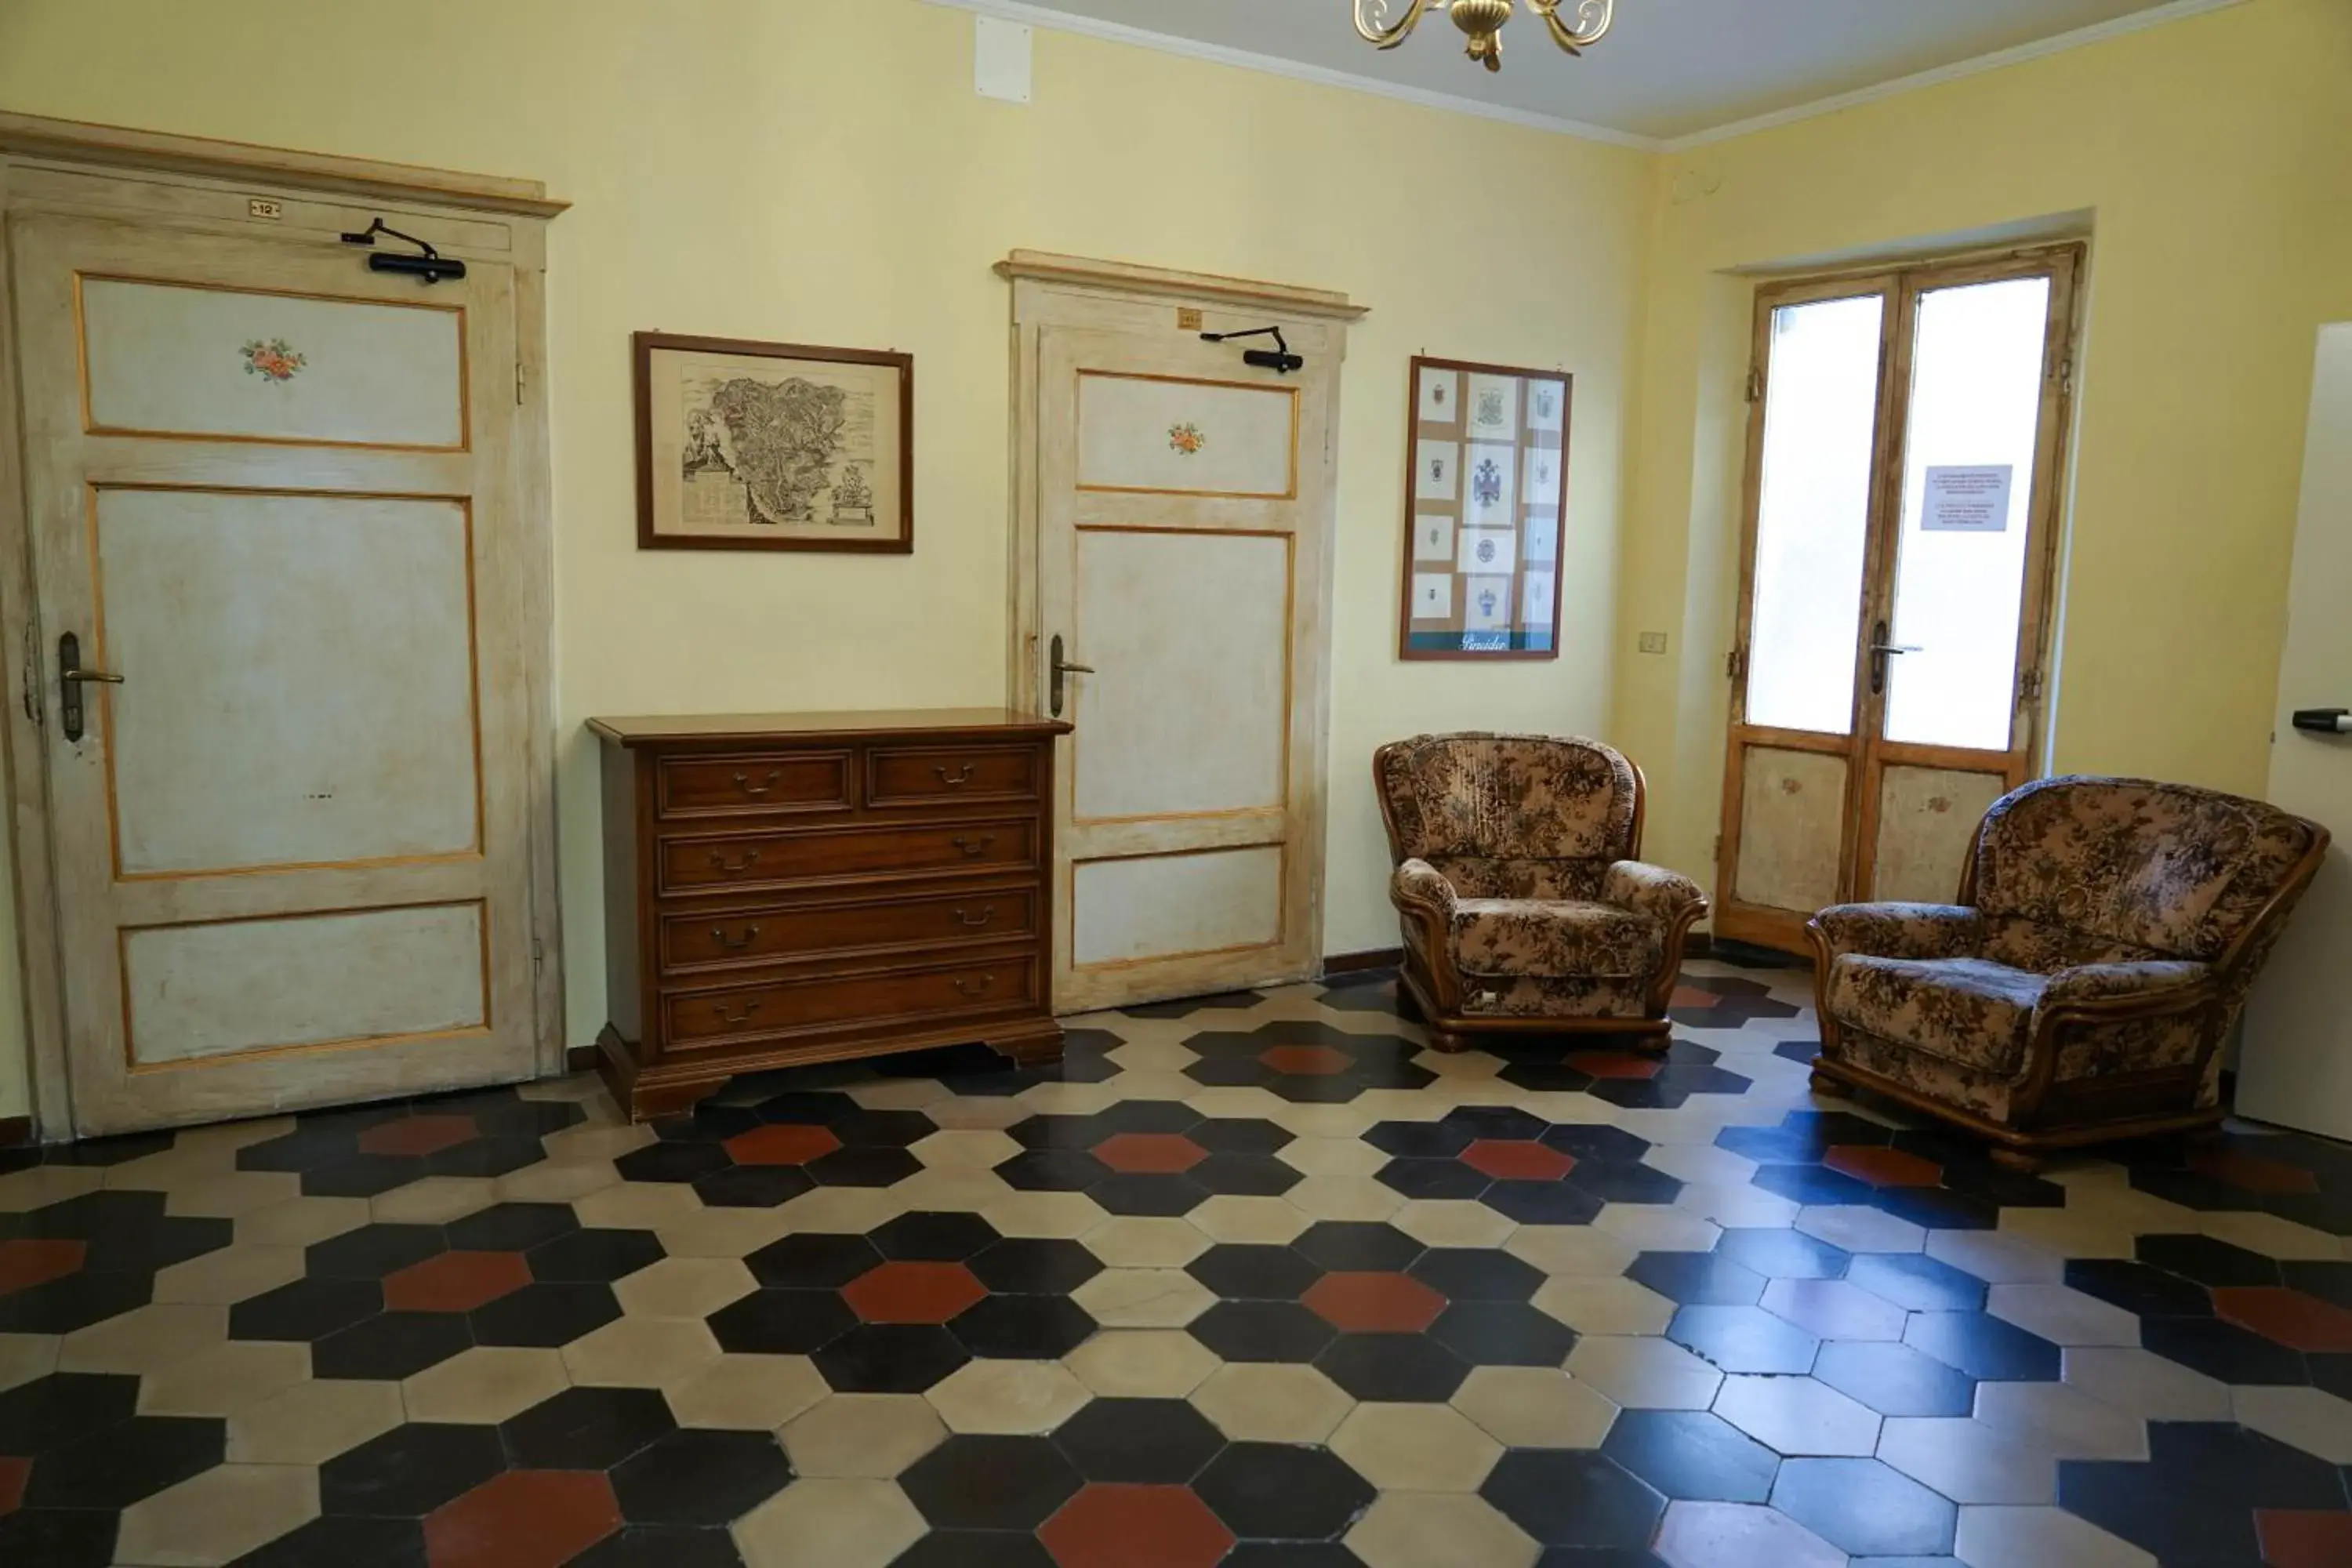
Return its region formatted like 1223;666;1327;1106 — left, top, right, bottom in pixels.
709;849;763;876
712;924;761;951
712;1000;762;1025
949;834;996;858
953;905;997;928
735;769;783;797
935;762;978;788
951;975;996;998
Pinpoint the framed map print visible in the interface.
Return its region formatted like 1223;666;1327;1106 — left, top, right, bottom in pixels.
1396;356;1571;659
634;332;913;553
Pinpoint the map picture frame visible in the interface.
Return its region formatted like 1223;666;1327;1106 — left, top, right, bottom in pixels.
633;332;914;554
1395;354;1571;661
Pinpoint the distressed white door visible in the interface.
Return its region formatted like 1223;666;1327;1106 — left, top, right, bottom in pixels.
11;212;538;1134
1036;328;1335;1011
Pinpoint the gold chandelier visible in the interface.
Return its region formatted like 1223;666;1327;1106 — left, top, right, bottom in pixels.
1353;0;1616;73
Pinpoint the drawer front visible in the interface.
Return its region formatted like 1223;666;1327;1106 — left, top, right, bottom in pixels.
657;751;852;820
663;951;1041;1047
866;743;1041;808
659;817;1040;895
663;886;1040;972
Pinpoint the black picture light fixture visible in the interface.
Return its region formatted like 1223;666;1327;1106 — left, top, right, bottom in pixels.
339;216;467;284
1200;325;1305;375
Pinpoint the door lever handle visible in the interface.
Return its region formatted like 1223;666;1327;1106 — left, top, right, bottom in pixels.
1047;633;1094;718
56;631;121;742
1869;642;1922;655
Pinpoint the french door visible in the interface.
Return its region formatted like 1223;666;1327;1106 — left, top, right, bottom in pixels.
1715;246;2083;953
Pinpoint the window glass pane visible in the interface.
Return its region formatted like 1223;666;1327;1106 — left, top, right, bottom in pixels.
1746;295;1883;735
1882;277;2053;750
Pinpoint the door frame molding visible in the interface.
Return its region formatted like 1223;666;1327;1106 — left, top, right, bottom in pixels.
0;114;568;1138
996;252;1363;1007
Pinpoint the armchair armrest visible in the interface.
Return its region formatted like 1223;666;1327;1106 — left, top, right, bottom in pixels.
1810;903;1983;962
1603;860;1708;923
2041;960;2212;1011
1392;858;1458;916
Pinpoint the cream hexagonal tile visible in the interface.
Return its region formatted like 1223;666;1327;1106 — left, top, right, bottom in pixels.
654;1206;795;1260
1565;1336;1722;1411
1973;1381;2147;1461
151;1243;307;1306
368;1175;497;1225
137;1338;310;1418
539;1122;658;1163
1390;1199;1516;1250
402;1345;568;1424
1532;1276;1675;1337
1284;1175;1406;1223
159;1168;303;1220
1450;1366;1619;1450
774;1185;909;1233
227;1377;405;1465
1344;1490;1539;1568
782;1393;948;1478
0;1332;60;1392
0;1163;103;1213
495;1158;622;1204
1953;1505;2156;1568
1189;1363;1355;1443
114;1461;318;1566
1640;1144;1760;1186
1065;1330;1219;1397
666;1353;829;1431
1278;1138;1389;1178
1507;1225;1638;1279
59;1301;226;1376
613;1256;757;1319
1099;1069;1203;1104
2060;1347;2230;1422
1876;1416;2059;1504
733;1476;927;1568
1180;1087;1294;1123
1674;1181;1803;1229
849;1079;949;1111
1081;1216;1211;1269
1187;1195;1312;1245
1019;1080;1121;1116
235;1194;369;1247
1106;1040;1200;1073
982;1191;1112;1240
924;1358;1091;1435
1072;1268;1218;1329
1927;1227;2067;1285
2230;1385;2352;1463
1265;1102;1380;1140
923;1095;1035;1132
908;1129;1022;1169
1759;1278;1907;1341
1996;1207;2139;1261
573;1179;710;1229
1986;1283;2141;1348
1652;1501;1845;1568
561;1316;720;1389
1713;1374;1879;1456
887;1166;1017;1214
2198;1208;2343;1260
1594;1206;1722;1254
1330;1401;1504;1492
1794;1205;1926;1254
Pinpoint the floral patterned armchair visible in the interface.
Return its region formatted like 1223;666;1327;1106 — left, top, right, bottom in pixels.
1374;734;1709;1051
1808;775;2328;1169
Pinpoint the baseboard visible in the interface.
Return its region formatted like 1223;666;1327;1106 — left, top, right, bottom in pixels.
1323;947;1403;976
1686;932;1713;957
0;1114;29;1149
565;1044;601;1074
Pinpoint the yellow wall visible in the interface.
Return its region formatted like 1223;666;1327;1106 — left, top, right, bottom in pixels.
1612;0;2352;887
0;0;1654;1121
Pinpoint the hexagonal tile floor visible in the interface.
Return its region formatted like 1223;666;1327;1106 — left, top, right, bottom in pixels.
4;956;2352;1566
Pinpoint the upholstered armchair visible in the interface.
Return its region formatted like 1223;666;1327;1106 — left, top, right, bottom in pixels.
1808;775;2328;1169
1374;734;1709;1052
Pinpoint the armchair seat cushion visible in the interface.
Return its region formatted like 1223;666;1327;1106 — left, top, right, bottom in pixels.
1826;955;2047;1076
1452;898;1664;981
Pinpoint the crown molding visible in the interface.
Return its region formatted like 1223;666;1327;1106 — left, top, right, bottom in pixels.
1661;0;2249;152
996;249;1369;319
920;0;1661;151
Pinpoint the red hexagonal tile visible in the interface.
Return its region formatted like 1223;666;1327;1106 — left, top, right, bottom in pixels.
2211;1287;2352;1353
1460;1140;1577;1183
2256;1508;2352;1568
424;1468;621;1568
1822;1145;1943;1188
1301;1271;1447;1334
2189;1145;2321;1195
0;1454;27;1515
358;1113;481;1158
840;1260;989;1324
1041;1482;1236;1568
0;1238;86;1297
383;1250;532;1314
1669;986;1722;1010
1093;1133;1207;1174
724;1123;844;1167
1258;1044;1354;1076
1566;1051;1661;1080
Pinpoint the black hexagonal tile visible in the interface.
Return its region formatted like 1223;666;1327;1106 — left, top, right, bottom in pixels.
467;1280;621;1348
1771;1457;1956;1557
1050;1397;1225;1483
1624;1252;1764;1307
1811;1341;1977;1417
311;1309;474;1381
968;1238;1103;1295
746;1233;884;1290
902;1434;1084;1530
527;1228;666;1284
320;1421;506;1516
872;1212;1001;1262
1429;1301;1579;1367
708;1288;857;1356
1602;1410;1779;1503
1481;1450;1664;1548
20;1414;222;1510
1315;1333;1470;1401
1667;1305;1820;1374
1189;1300;1338;1363
1195;1442;1374;1541
610;1428;793;1526
950;1294;1097;1360
813;1323;971;1392
1293;1223;1423;1273
500;1385;675;1471
1189;1245;1323;1301
1410;1248;1543;1303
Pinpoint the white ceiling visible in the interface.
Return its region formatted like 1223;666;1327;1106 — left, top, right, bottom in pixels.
939;0;2218;143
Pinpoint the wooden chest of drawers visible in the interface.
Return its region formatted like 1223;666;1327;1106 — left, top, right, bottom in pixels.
589;709;1073;1120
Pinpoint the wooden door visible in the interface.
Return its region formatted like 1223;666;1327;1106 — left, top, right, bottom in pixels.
1035;325;1336;1011
11;212;540;1133
1716;247;2082;952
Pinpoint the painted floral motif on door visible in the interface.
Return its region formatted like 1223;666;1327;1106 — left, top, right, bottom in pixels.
1167;421;1206;456
240;338;307;383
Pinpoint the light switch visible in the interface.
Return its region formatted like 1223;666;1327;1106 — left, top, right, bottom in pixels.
975;16;1033;103
1639;632;1669;655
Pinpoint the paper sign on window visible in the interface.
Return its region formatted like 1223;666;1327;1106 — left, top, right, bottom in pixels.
1921;464;2014;533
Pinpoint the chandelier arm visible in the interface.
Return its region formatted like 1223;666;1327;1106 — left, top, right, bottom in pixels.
1529;0;1614;50
1353;0;1442;49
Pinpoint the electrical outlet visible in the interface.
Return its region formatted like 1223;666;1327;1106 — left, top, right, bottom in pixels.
1638;632;1669;655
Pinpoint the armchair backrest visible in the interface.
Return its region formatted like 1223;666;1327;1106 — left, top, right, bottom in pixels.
1968;775;2326;968
1374;734;1641;869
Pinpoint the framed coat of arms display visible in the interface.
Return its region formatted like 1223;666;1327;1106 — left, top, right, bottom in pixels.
1396;354;1571;659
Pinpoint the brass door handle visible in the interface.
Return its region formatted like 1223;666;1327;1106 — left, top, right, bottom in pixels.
735;769;783;797
1048;633;1095;718
935;763;978;787
953;905;997;928
950;834;996;858
61;666;125;684
712;924;761;951
952;975;996;998
709;849;763;876
56;631;120;742
1869;642;1922;655
712;1000;761;1025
